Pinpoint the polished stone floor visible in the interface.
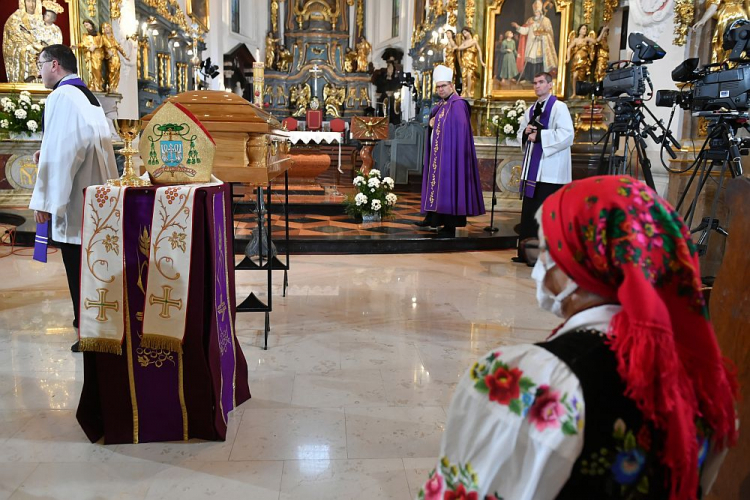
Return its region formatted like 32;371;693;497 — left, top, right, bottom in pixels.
0;250;558;499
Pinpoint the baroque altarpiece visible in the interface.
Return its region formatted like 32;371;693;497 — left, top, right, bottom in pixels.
262;0;372;120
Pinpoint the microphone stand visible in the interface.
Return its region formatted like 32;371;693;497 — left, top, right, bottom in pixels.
484;124;500;233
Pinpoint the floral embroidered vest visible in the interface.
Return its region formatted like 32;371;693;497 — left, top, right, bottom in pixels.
538;330;678;500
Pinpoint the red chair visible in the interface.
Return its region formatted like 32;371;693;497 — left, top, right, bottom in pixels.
330;118;346;133
282;117;298;131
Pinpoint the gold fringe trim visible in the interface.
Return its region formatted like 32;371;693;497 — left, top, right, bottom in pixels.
140;334;183;354
79;338;123;355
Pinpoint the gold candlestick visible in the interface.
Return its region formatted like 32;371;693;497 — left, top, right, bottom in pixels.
108;119;151;187
253;61;265;107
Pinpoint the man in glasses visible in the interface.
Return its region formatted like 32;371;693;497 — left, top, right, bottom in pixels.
417;64;485;236
29;44;118;352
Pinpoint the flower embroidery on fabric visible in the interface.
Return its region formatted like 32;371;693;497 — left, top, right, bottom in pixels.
576;176;707;315
527;385;579;435
471;351;580;434
418;457;503;500
581;418;651;495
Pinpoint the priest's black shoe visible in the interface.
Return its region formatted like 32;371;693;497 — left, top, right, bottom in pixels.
71;340;80;353
414;219;431;227
437;227;456;237
511;256;526;263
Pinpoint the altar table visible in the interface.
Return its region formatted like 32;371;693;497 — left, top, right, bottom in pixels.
287;131;344;173
76;183;251;444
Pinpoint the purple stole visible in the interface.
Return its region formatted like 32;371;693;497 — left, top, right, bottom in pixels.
33;76;94;261
521;95;556;198
57;76;89;89
33;221;49;263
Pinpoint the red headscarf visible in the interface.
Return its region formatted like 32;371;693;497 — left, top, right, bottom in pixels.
541;176;737;500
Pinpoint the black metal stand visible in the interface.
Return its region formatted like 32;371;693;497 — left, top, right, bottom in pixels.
674;121;741;257
235;172;291;350
484;126;500;233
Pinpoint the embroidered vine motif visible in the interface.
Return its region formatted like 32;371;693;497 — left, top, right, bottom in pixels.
102;234;119;254
136;347;176;368
418;457;503;500
85;186;122;283
471;350;581;435
167;231;187;252
152;187;194;280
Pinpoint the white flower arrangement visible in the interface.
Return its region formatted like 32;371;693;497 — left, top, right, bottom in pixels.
489;99;527;139
344;169;398;220
354;192;368;206
0;93;44;137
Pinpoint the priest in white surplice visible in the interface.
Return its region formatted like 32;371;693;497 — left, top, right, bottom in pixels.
29;44;117;352
513;72;574;264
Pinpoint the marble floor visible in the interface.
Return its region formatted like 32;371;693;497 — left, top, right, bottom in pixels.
0;250;558;499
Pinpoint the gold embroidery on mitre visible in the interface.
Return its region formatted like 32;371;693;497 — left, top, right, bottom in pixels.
139;101;216;185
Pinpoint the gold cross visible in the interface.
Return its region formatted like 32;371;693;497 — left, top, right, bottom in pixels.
149;285;183;319
84;288;120;322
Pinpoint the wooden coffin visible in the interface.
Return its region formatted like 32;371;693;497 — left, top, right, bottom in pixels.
141;91;291;186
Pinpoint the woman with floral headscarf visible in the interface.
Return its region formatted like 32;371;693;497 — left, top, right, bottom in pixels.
416;176;737;500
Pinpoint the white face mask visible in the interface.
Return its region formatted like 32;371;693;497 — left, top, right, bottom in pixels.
531;252;578;318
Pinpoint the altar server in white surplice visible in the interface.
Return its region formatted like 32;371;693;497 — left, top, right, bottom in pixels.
29;44;117;352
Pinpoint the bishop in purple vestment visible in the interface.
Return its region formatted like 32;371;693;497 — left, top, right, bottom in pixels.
418;65;485;236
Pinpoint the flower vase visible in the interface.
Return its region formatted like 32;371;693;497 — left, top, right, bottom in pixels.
362;212;382;223
8;131;42;141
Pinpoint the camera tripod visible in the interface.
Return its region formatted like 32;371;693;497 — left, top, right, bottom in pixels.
674;115;747;256
596;99;681;190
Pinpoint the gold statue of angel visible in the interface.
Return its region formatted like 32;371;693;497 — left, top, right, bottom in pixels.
324;82;345;118
291;82;311;117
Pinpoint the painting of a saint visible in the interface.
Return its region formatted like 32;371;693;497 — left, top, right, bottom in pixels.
486;0;566;97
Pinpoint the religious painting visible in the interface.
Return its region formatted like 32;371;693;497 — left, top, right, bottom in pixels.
0;0;77;90
187;0;210;32
483;0;571;100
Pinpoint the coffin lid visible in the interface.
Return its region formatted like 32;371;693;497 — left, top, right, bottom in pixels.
141;90;283;134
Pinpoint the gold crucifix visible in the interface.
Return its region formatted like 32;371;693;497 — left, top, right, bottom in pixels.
84;288;120;322
149;285;183;319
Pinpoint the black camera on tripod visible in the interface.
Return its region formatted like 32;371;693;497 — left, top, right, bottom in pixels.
576;33;666;99
655;19;750;112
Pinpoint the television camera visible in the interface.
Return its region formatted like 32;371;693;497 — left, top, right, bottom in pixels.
652;19;750;259
578;33;678;190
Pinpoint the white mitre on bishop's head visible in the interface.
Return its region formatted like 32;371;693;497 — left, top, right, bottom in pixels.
433;65;453;84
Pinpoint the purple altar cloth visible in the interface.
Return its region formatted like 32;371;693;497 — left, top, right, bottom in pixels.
76;183;251;444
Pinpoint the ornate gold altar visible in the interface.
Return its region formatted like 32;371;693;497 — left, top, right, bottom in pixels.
141;91;291;186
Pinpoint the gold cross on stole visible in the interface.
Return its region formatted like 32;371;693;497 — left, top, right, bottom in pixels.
149;285;183;319
84;288;120;322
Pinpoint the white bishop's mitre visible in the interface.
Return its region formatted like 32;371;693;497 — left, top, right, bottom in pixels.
433;65;453;83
